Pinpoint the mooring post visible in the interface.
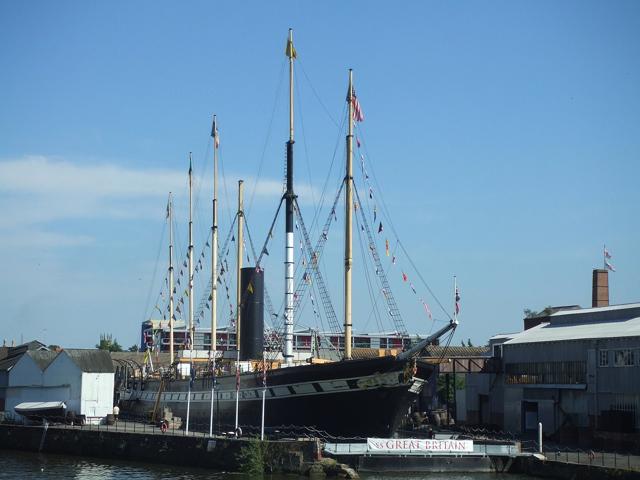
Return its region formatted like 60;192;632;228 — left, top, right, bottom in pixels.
538;422;542;454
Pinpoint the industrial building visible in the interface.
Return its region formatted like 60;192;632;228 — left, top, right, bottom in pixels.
0;341;49;413
460;269;639;448
3;348;115;424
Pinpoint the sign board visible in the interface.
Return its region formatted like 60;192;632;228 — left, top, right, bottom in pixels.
367;438;474;453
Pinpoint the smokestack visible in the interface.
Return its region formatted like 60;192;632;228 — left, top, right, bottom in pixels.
592;269;609;308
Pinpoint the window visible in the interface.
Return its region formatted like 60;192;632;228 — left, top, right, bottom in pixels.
493;344;503;358
599;350;609;367
505;361;586;385
613;349;634;367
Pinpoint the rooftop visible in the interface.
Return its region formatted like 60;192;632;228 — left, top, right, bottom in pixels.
504;316;640;345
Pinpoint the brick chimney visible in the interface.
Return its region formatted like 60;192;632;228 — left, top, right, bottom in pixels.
592;269;609;308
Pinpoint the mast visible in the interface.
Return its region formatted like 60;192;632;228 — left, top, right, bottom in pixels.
211;116;219;355
283;29;296;366
344;70;354;361
209;115;219;438
234;179;244;434
168;193;175;364
188;153;195;353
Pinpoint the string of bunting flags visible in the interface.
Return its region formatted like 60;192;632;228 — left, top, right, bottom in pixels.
353;122;436;322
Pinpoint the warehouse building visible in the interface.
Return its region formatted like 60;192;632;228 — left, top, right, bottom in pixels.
461;269;640;447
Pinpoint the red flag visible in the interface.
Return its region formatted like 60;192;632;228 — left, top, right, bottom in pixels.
604;247;612;259
605;260;616;272
351;88;364;122
356;136;361;148
402;272;408;282
421;300;432;320
385;239;390;256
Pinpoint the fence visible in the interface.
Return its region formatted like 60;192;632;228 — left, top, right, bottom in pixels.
0;413;352;443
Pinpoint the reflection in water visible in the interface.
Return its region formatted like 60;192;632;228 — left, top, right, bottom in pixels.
0;450;534;480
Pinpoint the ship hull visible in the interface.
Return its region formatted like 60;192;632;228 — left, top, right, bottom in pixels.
120;355;431;437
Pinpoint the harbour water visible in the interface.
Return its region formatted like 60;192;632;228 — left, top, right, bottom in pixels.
0;449;538;479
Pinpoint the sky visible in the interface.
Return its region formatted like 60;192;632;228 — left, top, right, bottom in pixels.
1;1;639;350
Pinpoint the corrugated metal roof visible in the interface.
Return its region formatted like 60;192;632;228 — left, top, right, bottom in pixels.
0;355;21;372
26;351;58;370
550;302;640;317
62;349;114;373
424;345;490;357
504;316;640;345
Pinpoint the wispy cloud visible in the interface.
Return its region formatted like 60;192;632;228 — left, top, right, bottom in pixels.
0;155;319;247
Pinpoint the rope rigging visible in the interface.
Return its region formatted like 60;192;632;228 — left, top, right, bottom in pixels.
352;181;408;336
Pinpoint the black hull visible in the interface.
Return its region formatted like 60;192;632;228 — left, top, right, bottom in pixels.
121;356;431;437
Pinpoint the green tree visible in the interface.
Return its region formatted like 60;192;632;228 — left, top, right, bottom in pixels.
437;373;465;404
523;306;554;318
127;344;139;352
96;333;123;352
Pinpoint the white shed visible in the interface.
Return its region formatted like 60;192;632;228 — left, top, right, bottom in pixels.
6;349;114;424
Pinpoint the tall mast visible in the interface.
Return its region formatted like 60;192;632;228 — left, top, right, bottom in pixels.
188;153;195;353
236;180;244;354
344;70;354;361
284;28;296;366
234;179;244;434
211;116;219;355
168;192;175;364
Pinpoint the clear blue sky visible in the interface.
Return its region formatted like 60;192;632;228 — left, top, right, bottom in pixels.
1;1;639;349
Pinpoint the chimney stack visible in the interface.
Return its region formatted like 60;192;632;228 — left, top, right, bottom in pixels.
592;269;609;308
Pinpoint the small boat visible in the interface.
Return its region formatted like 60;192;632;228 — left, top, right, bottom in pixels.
14;401;67;422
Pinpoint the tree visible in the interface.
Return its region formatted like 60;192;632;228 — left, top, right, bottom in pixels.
127;344;139;352
96;333;123;352
523;306;554;318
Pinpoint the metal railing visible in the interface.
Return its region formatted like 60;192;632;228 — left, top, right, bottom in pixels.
0;413;348;443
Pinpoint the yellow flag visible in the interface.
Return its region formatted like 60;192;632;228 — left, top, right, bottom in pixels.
248;282;254;294
285;39;297;59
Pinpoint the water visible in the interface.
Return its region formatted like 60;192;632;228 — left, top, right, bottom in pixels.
0;449;536;479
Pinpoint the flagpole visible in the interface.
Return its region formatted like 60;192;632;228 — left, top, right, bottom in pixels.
235;180;244;436
453;275;458;324
209;115;219;437
168;193;175;365
344;69;354;361
186;348;192;434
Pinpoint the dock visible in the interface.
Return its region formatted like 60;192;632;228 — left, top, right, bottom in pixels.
324;436;526;473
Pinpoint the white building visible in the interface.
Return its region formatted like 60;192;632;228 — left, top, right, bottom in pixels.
6;349;114;424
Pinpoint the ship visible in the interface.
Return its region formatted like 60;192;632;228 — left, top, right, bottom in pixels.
119;30;457;438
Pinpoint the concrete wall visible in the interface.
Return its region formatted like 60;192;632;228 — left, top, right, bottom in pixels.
0;424;315;474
